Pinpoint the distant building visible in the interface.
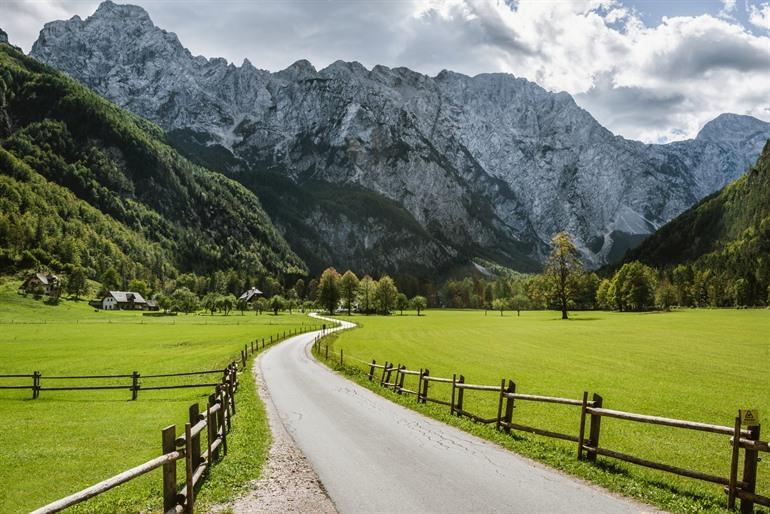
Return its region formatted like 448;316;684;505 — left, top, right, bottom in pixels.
145;299;160;311
90;291;148;310
20;272;60;296
238;287;263;303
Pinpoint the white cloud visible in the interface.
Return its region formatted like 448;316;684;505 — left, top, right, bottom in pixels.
2;0;769;143
748;2;770;31
719;0;737;17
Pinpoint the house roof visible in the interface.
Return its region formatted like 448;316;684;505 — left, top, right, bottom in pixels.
30;272;58;285
239;287;263;301
108;291;147;303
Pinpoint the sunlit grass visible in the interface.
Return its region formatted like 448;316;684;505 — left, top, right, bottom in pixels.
327;308;770;513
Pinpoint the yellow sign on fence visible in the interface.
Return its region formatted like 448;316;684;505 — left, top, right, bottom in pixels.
740;409;760;427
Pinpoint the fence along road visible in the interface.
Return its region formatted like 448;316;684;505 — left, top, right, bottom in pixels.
259;316;652;514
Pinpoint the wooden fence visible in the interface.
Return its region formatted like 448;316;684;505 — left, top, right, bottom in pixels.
24;324;325;513
0;325;322;399
314;339;770;513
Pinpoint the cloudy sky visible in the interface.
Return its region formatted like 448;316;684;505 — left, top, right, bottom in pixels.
3;0;770;143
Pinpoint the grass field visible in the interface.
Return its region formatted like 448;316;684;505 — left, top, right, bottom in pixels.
0;281;315;513
326;308;770;513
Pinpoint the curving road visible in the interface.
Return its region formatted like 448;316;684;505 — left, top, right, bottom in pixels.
258;316;653;514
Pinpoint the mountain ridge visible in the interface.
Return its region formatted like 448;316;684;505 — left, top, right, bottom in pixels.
0;42;306;285
29;1;770;274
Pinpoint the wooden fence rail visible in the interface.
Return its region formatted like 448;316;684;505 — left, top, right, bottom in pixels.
0;325;323;400
28;323;328;513
312;338;768;513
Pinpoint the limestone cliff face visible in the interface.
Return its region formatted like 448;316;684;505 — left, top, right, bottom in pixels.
30;1;770;272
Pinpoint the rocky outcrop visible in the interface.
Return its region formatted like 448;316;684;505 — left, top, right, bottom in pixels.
30;1;770;273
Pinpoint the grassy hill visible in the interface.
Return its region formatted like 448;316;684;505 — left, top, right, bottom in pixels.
0;43;306;285
623;140;770;303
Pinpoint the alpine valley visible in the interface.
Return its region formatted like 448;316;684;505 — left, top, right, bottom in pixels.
23;1;770;275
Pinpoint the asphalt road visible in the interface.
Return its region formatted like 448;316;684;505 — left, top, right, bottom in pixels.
258;317;652;514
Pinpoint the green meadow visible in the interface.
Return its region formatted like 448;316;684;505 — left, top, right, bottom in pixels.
0;281;313;513
328;308;770;513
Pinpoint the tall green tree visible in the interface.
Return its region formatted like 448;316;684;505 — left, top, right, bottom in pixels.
269;295;285;315
410;295;427;316
395;293;409;315
65;266;88;299
375;275;398;314
340;270;360;315
171;287;198;314
358;275;376;314
101;266;120;292
127;278;148;297
202;292;221;315
544;232;583;319
317;267;341;314
492;298;509;316
611;261;657;311
219;294;236;316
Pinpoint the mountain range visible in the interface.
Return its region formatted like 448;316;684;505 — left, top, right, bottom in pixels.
12;0;770;276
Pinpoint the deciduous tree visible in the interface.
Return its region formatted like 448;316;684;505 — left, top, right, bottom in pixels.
410;295;427;316
375;275;398;314
317;267;341;314
340;270;360;315
544;232;583;319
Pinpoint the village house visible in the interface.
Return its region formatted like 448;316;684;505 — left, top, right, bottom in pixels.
20;272;60;296
89;291;148;311
238;286;263;303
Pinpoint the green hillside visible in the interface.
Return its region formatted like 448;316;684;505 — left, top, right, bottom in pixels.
0;43;306;285
625;140;770;304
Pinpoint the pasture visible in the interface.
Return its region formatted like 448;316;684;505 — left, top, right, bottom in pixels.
0;283;311;513
328;308;770;512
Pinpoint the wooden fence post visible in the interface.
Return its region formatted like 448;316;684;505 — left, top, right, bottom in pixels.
32;371;40;399
206;395;215;463
325;344;329;360
251;341;254;353
451;374;457;415
420;369;430;403
417;368;423;400
456;375;465;417
387;364;397;388
161;425;177;513
740;424;761;514
577;391;589;460
262;337;265;348
227;375;236;417
728;414;742;510
380;362;389;386
586;393;603;462
496;379;506;430
189;404;201;470
340;349;344;367
217;393;227;455
368;360;376;381
131;371;140;400
397;365;406;394
184;422;194;513
501;380;515;433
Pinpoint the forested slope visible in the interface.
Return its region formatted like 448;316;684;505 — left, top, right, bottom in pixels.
0;43;306;285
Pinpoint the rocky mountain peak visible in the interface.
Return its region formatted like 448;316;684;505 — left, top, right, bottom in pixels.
0;28;9;45
28;2;770;273
93;0;153;24
275;59;318;80
696;113;770;144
